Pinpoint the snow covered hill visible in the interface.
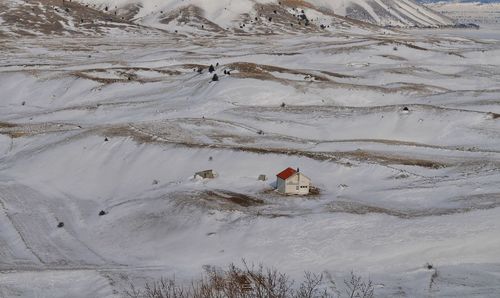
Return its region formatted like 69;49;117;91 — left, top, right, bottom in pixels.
75;0;453;31
428;2;500;25
0;0;454;38
0;0;162;37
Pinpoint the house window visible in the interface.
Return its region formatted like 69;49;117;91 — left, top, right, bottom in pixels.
296;186;299;190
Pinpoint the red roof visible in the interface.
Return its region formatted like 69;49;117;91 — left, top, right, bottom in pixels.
276;167;297;180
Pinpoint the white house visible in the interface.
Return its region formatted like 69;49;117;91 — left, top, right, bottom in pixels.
275;167;311;195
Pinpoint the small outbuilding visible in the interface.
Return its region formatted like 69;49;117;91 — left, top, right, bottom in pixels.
275;167;311;195
258;174;267;181
195;169;217;179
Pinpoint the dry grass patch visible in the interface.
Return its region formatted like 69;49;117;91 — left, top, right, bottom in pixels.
227;62;330;82
280;0;317;9
204;190;265;207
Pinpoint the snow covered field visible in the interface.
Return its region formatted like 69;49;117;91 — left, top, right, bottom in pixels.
1;7;500;297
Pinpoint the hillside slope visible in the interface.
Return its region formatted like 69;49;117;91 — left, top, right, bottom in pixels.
1;30;500;296
0;0;161;37
76;0;454;30
0;0;453;38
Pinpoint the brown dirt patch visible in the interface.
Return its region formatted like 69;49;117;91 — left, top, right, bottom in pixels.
227;62;330;82
105;124;448;169
72;67;182;84
378;54;408;61
0;122;81;138
343;150;446;169
205;190;265;207
0;122;16;129
280;0;317;9
489;112;500;119
327;192;500;218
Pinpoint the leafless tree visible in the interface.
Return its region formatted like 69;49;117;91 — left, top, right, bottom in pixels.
125;262;374;298
294;272;327;298
343;272;374;298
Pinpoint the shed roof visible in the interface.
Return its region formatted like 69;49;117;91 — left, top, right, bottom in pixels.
277;167;297;180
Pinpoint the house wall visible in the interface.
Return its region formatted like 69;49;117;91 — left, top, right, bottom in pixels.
277;178;286;193
284;173;310;195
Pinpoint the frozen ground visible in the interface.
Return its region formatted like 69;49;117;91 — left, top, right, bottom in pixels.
0;17;500;298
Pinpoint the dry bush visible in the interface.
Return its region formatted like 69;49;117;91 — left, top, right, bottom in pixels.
343;271;374;298
125;261;374;298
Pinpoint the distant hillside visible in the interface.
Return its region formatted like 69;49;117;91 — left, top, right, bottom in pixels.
0;0;454;38
427;2;500;25
0;0;160;37
76;0;453;29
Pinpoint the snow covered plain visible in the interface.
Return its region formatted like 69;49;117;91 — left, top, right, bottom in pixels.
1;14;500;298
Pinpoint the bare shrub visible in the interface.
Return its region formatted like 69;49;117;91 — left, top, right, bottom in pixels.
343;271;374;298
295;272;327;298
125;262;374;298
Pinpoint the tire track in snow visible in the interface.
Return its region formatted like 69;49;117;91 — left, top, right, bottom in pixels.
0;185;110;268
0;197;45;265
